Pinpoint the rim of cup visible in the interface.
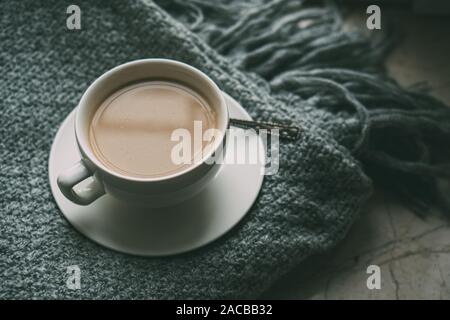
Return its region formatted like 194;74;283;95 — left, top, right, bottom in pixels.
75;58;229;183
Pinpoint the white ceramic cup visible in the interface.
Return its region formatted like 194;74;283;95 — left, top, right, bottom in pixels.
57;59;229;206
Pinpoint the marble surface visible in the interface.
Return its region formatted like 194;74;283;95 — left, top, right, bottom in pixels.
264;7;450;300
264;192;450;299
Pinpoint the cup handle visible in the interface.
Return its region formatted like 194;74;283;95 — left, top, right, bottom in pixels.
57;160;105;205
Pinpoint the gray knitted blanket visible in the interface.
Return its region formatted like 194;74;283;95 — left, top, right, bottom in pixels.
2;0;450;299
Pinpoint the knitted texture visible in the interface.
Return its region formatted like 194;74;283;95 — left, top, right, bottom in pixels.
1;0;449;299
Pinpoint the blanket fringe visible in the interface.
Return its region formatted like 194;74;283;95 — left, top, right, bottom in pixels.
156;0;450;216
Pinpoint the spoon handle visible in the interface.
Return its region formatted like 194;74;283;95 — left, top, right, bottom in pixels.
229;118;301;141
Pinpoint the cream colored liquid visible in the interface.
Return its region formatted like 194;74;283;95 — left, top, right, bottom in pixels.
89;81;216;178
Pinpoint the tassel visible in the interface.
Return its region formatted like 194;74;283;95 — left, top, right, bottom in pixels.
156;0;450;216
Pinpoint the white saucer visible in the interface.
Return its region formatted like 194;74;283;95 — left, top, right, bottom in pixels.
48;93;265;256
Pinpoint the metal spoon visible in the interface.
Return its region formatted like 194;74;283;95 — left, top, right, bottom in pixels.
229;118;301;141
